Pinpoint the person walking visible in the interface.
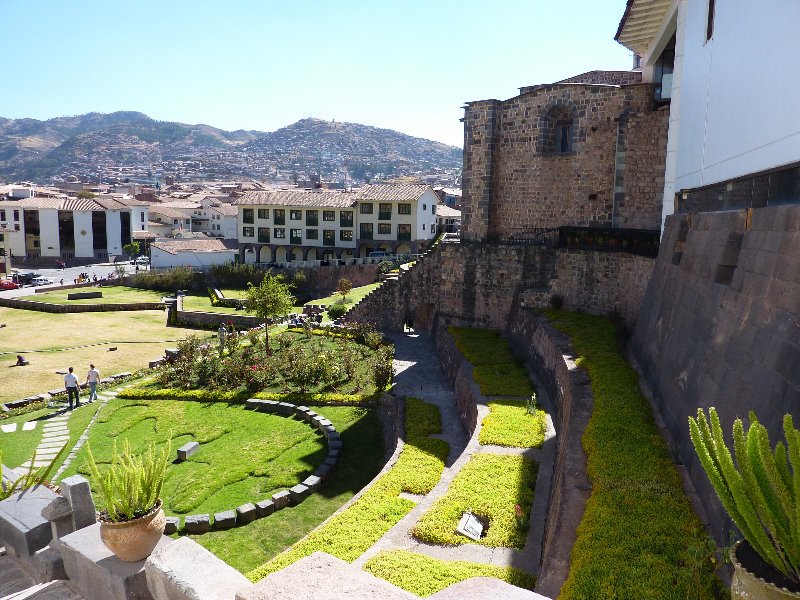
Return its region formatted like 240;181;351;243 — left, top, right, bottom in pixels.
85;364;100;403
64;366;80;410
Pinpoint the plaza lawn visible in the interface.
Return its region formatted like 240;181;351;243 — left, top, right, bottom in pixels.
181;290;245;314
0;307;210;404
305;282;382;308
26;286;167;304
56;398;384;573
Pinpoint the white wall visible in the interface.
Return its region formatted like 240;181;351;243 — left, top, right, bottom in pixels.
151;249;235;269
73;211;94;258
39;210;60;258
673;0;800;193
106;211;123;258
414;189;438;241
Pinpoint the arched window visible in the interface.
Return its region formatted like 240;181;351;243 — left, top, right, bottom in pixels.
539;103;576;155
555;114;572;153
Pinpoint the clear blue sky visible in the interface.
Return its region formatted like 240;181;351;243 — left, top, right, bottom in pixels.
4;1;633;148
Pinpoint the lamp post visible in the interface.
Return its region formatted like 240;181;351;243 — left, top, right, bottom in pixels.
218;326;227;357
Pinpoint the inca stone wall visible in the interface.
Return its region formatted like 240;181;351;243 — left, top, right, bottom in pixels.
631;204;800;543
347;241;654;332
461;76;668;240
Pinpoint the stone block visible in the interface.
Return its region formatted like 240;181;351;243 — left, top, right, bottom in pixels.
313;464;332;480
293;405;310;418
327;449;339;460
288;484;310;505
277;402;294;416
213;510;236;530
254;500;274;518
0;485;58;558
245;398;263;410
316;419;332;432
304;411;318;423
149;358;165;369
323;457;337;468
427;577;551;600
60;474;96;530
302;476;322;492
236;503;257;524
164;516;180;535
258;400;279;413
177;441;199;462
272;490;290;510
322;427;339;441
236;551;417;600
146;536;254;600
183;514;211;534
59;522;170;600
328;440;343;452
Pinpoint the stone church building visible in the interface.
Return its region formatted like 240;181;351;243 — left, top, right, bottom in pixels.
461;70;669;241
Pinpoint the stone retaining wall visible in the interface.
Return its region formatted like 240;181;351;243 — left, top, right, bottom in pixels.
433;325;481;434
0;298;163;313
173;309;261;329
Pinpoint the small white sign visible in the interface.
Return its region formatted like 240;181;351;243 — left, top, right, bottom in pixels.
456;512;484;541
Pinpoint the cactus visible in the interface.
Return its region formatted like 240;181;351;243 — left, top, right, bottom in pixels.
689;408;800;584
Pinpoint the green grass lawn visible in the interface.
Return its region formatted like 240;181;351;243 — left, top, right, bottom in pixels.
180;291;244;314
480;399;547;448
305;283;382;308
27;286;167;304
412;454;537;549
363;550;536;597
58;398;335;516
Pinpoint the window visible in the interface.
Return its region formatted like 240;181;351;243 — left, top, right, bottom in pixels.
243;208;254;224
258;227;270;243
290;210;302;221
423;204;426;211
290;229;303;244
431;224;436;234
398;203;411;215
306;210;318;226
541;104;575;154
258;208;269;219
654;35;676;101
556;115;572;153
173;219;178;225
13;210;19;220
141;213;145;222
323;210;336;221
274;209;285;225
0;210;4;220
340;230;353;242
242;226;254;238
340;211;353;227
423;224;426;231
360;223;373;240
323;230;335;246
378;223;391;235
306;229;318;240
397;224;411;241
360;203;373;214
274;227;285;239
14;224;19;231
379;203;392;220
432;205;436;215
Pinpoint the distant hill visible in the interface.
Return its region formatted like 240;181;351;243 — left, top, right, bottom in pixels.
0;112;461;183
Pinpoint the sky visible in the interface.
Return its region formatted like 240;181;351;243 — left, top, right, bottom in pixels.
4;1;633;148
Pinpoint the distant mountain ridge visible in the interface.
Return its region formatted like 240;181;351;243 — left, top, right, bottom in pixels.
0;112;461;183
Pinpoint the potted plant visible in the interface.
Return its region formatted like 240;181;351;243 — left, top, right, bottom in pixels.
689;408;800;598
86;438;170;562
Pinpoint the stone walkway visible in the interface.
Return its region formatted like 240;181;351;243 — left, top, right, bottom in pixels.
353;331;549;578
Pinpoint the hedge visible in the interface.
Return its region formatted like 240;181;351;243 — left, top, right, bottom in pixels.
117;387;375;405
546;311;721;600
246;397;449;582
363;550;536;596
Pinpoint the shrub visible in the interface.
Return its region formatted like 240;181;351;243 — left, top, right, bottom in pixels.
132;266;195;292
210;262;267;287
327;304;348;319
363;550;536;597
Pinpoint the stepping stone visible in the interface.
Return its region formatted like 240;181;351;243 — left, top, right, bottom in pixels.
32;460;52;468
20;422;36;431
43;426;67;432
42;434;69;441
1;423;17;433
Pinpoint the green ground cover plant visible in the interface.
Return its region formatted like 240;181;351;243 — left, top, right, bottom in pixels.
363;550;536;596
181;291;244;314
447;328;534;396
192;406;384;573
60;398;331;517
545;311;722;600
479;398;547;448
305;282;381;308
246;397;449;581
27;286;167;305
412;454;536;549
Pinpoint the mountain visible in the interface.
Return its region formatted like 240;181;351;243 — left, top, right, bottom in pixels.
0;113;461;184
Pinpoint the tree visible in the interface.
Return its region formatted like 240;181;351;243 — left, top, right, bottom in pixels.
244;271;294;354
337;278;352;302
76;190;96;199
123;242;140;258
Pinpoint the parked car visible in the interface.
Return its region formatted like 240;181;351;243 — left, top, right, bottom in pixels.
30;277;54;287
13;272;40;285
134;256;150;265
0;280;19;290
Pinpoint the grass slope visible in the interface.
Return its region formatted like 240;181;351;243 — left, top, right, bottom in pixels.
546;311;722;600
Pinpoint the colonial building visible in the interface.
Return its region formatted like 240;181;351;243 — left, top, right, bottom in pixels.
0;196;136;261
150;238;237;270
234;184;439;264
461;70;669;241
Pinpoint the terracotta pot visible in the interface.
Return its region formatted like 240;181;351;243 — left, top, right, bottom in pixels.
731;540;800;600
99;499;165;562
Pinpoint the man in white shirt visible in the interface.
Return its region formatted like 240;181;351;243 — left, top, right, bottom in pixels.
85;364;100;403
64;366;80;410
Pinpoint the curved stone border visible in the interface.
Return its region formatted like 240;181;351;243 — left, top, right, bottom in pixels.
174;400;341;535
0;296;164;313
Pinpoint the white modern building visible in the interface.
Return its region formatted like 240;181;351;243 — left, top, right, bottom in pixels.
234;184;439;265
150;239;237;270
616;0;800;225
